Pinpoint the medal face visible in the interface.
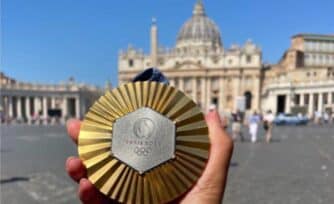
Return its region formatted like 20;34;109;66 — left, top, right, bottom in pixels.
112;107;175;174
78;81;209;204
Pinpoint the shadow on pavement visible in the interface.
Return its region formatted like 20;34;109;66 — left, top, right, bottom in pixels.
230;162;238;167
0;177;30;184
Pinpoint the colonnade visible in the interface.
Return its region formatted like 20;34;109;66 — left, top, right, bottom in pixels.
0;95;80;123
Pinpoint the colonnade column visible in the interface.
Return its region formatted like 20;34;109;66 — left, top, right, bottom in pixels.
17;97;22;118
0;97;3;113
26;97;31;121
75;96;80;119
8;96;13;118
51;97;56;109
34;97;41;115
43;97;48;119
62;97;68;119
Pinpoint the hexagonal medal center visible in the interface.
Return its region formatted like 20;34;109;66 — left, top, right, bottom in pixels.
112;107;175;174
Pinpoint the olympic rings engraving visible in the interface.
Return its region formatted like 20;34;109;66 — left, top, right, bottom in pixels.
134;146;152;156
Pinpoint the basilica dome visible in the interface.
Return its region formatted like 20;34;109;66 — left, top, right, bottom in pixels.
176;1;222;49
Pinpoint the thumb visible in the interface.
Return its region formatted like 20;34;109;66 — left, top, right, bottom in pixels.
193;110;233;198
205;110;233;173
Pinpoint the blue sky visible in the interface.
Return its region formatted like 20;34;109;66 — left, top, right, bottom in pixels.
2;0;333;87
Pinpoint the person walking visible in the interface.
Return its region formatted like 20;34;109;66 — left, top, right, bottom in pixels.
323;111;329;124
248;111;260;143
263;110;275;143
231;109;244;141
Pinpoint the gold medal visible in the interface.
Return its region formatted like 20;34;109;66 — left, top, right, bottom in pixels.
78;81;209;203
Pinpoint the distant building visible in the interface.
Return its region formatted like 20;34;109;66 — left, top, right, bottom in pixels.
262;34;334;116
0;72;103;123
119;1;262;113
118;1;334;115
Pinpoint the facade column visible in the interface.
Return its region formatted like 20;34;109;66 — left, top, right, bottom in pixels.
179;78;184;92
191;77;197;101
218;77;224;112
286;93;291;113
169;78;175;87
308;93;314;117
300;93;305;106
17;97;22;118
271;93;278;114
201;77;206;110
75;96;80;119
234;76;241;111
318;92;323;112
328;92;332;105
8;96;13;118
206;77;211;110
253;77;260;111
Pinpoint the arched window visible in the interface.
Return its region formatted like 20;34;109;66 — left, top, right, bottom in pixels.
244;91;252;110
128;59;134;67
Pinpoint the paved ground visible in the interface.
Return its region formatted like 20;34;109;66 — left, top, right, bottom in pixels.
1;125;78;204
0;124;333;204
224;124;334;204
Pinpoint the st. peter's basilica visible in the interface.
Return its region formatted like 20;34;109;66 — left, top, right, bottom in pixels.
118;1;334;116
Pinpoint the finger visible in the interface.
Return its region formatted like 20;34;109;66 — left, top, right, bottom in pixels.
66;156;86;182
205;109;233;174
78;178;111;204
194;110;233;195
67;119;81;144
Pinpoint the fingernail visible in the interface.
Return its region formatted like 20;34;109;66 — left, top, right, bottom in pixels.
66;156;76;168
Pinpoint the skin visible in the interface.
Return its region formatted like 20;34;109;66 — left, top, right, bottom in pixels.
65;110;233;204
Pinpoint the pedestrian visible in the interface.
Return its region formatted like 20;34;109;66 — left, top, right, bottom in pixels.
263;110;275;143
315;110;322;125
231;109;244;141
248;111;261;143
323;111;329;124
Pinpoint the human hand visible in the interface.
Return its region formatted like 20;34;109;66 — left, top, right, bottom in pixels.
66;110;233;204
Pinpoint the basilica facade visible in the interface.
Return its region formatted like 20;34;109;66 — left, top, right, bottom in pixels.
118;1;334;116
119;1;262;113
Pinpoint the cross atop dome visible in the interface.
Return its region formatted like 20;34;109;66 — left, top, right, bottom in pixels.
193;0;206;16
